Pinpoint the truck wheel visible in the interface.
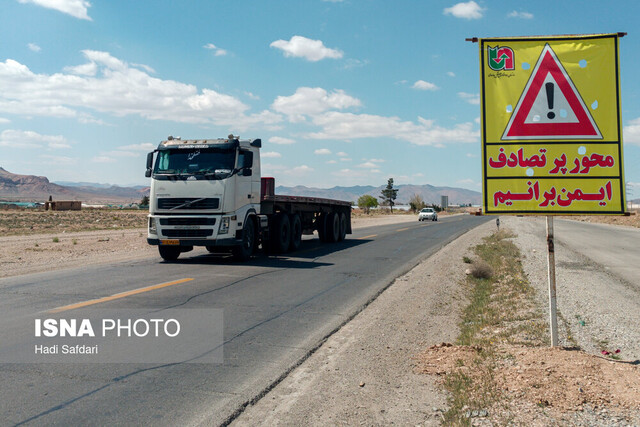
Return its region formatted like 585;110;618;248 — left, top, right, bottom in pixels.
271;213;291;253
159;246;180;261
289;214;302;252
325;212;340;243
232;218;255;261
338;212;347;242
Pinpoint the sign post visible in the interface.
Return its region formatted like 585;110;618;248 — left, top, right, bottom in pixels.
475;33;626;347
546;216;558;346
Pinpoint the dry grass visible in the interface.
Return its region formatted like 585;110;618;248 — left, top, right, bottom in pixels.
427;227;548;425
0;208;148;236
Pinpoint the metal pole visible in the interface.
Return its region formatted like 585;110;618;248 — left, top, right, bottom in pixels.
546;216;559;347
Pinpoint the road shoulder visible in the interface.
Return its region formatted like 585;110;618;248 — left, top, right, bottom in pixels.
231;218;494;426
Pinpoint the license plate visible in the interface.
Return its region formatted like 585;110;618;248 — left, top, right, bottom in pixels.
160;239;180;245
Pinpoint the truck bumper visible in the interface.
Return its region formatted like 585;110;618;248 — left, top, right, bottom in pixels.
147;238;241;247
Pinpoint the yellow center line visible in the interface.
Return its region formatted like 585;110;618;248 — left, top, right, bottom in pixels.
48;278;194;314
396;227;410;232
357;234;377;240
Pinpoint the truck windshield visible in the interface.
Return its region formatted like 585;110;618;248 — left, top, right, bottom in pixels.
154;149;236;177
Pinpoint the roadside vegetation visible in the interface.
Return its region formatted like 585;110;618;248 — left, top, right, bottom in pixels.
439;228;548;425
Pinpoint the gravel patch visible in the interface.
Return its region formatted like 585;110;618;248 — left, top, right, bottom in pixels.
502;216;640;361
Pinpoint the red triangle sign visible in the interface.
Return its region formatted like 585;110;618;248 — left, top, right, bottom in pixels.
502;44;602;140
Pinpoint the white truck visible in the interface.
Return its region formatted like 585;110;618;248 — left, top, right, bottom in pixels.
145;136;352;261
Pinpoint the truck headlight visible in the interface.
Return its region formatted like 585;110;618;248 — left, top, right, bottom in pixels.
219;217;230;234
148;217;157;234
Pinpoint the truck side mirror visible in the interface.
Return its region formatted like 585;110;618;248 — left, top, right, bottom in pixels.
145;152;153;177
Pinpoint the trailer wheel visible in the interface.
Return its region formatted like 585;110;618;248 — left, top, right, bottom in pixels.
338;212;347;242
232;218;256;261
289;214;302;252
159;246;180;261
325;212;340;243
271;213;291;253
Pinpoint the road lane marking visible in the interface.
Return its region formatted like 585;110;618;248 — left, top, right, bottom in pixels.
48;278;194;313
396;227;410;232
357;234;377;240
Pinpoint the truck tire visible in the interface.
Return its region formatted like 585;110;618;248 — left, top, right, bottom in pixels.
338;212;347;242
271;213;291;253
289;214;302;252
325;212;340;243
159;246;180;261
232;218;256;261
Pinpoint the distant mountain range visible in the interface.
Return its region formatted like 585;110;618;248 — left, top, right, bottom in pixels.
277;183;482;205
0;168;149;203
0;167;481;205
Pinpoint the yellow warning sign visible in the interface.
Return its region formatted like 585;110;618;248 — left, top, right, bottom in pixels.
479;34;626;215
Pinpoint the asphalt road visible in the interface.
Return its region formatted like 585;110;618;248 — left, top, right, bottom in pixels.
0;214;488;426
554;219;640;287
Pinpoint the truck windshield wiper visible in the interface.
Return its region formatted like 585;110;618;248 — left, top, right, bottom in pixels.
170;197;207;210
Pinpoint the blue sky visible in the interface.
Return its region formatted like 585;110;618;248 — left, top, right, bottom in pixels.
1;0;639;197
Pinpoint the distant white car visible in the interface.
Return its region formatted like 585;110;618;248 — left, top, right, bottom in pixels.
418;207;438;221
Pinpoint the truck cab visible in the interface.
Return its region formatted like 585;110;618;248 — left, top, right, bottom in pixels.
146;135;352;262
146;136;262;260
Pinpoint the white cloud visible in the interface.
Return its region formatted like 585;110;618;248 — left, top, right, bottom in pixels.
358;161;378;169
132;63;155;74
443;1;484;20
306;112;478;146
203;43;228;57
64;61;98;76
269;136;296;145
342;59;369;70
314;148;332;155
290;165;314;174
466;153;478;158
337;151;349;157
412;80;439;91
272;87;361;122
270;36;343;62
261;151;282;158
623;117;640;145
0;129;70;149
508;11;534;19
0;118;10;124
447;71;456;77
91;156;116;163
244;91;260;100
40;154;76;165
117;143;155;151
28;43;41;52
18;0;92;20
458;92;480;105
0;51;282;128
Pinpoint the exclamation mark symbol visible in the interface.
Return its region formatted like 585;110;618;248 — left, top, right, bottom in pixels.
546;82;555;119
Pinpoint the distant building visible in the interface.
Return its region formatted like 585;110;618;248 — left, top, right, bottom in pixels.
45;200;82;211
441;195;449;210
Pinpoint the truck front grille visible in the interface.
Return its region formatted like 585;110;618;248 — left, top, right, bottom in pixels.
157;198;220;210
162;229;214;238
160;218;217;226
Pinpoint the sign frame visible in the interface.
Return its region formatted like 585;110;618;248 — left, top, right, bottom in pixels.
479;33;626;215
